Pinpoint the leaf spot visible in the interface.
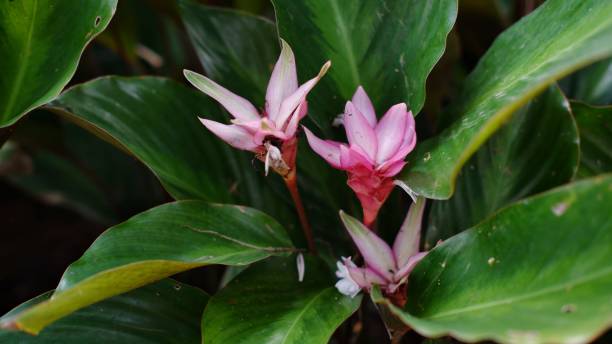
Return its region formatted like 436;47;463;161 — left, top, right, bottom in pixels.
561;304;576;313
94;16;101;27
551;202;569;216
487;257;496;266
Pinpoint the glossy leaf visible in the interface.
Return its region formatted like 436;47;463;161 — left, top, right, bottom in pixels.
0;0;117;127
400;0;612;199
562;57;612;105
47;76;236;201
202;255;361;344
426;86;579;244
0;279;207;343
179;0;279;104
572;102;612;178
374;175;612;343
1;201;293;334
272;0;457;132
47;77;299;240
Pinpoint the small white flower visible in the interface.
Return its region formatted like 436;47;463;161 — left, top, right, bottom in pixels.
334;257;361;298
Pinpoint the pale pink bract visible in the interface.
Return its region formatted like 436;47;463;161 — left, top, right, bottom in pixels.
184;39;330;177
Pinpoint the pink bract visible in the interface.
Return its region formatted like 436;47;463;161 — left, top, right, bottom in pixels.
184;39;330;177
305;86;416;226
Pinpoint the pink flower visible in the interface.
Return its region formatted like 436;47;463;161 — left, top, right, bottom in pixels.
184;40;330;177
335;198;427;304
304;87;416;226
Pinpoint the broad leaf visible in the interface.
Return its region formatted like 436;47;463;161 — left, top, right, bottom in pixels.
0;0;117;127
47;77;299;241
561;57;612;106
0;279;207;343
374;175;612;343
202;255;361;344
48;77;234;201
572;102;612;178
426;86;579;244
272;0;457;132
400;0;612;199
179;0;279;104
1;201;293;334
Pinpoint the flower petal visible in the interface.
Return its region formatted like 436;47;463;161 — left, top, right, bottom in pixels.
347;265;388;287
375;103;409;164
274;60;331;130
284;101;305;138
377;122;416;173
339;145;373;171
395;251;427;281
266;39;298;122
344;102;377;162
185;70;259;122
393;197;426;267
339;211;396;280
199;118;258;151
304;127;342;168
351;86;377;127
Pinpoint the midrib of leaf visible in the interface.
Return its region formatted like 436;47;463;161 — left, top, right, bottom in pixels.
278;289;328;343
3;0;37;119
184;225;293;252
328;0;360;88
422;266;612;320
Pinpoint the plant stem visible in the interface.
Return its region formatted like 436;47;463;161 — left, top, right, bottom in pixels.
284;172;316;254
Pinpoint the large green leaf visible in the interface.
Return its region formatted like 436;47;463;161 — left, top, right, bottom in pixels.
47;77;300;241
0;201;293;334
400;0;612;199
179;0;278;104
373;175;612;343
47;77;234;201
0;279;207;343
426;86;579;245
202;255;361;344
562;57;612;106
0;0;117;127
572;102;612;178
272;0;457;132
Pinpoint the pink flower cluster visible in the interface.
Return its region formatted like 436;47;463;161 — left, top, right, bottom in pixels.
305;87;416;226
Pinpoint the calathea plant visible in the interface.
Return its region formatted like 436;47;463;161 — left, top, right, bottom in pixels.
0;0;612;343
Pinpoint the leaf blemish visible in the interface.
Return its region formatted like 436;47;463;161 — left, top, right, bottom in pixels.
561;304;576;313
487;257;496;266
551;202;569;216
94;16;101;27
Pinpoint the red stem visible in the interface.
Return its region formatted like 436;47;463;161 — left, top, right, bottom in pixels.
284;173;316;254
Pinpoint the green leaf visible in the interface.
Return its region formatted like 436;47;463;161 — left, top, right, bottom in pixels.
373;175;612;343
426;86;579;244
0;201;293;334
572;102;612;178
562;57;612;105
0;0;117;127
202;255;361;344
179;0;279;104
0;279;208;343
47;76;236;201
272;0;457;131
2;148;117;224
400;0;612;199
47;77;299;240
